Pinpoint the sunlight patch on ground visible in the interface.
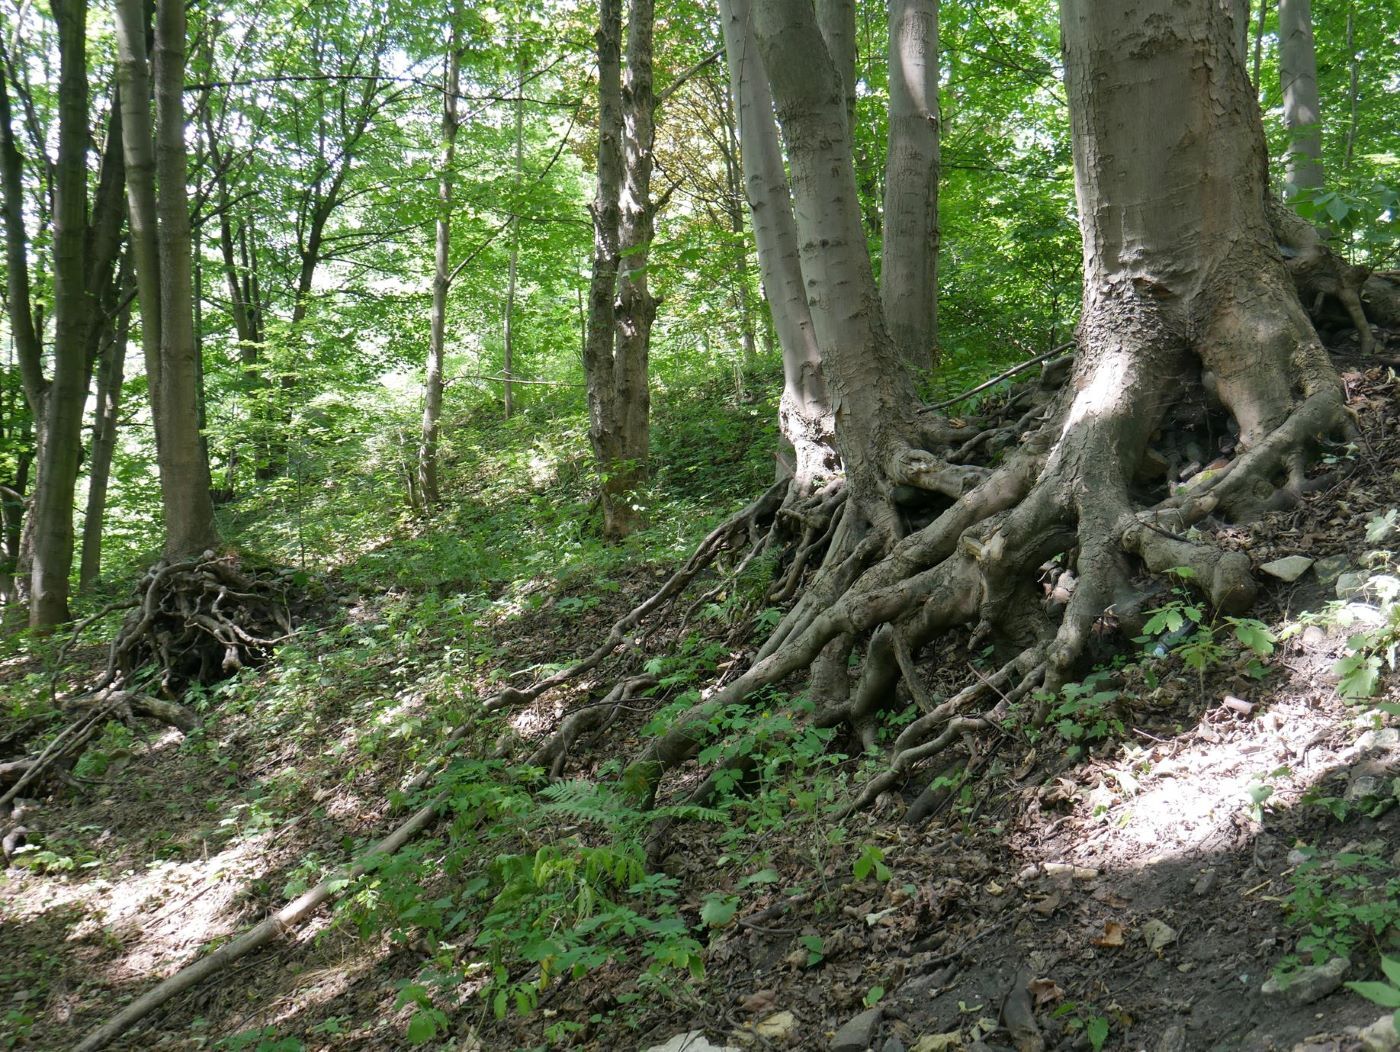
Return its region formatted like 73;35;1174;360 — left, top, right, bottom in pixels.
1035;659;1370;874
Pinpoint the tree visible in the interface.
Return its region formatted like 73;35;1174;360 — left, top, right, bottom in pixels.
416;0;463;510
1279;0;1323;194
519;0;1361;812
881;0;940;372
582;0;655;541
3;0;126;629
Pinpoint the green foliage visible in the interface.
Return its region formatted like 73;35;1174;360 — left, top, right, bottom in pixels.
1278;845;1400;974
1347;956;1400;1036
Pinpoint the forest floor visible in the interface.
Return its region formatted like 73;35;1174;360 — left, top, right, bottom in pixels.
5;357;1400;1052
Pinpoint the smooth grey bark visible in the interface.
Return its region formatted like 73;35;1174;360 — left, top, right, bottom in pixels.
1279;0;1324;194
880;0;940;373
718;0;834;489
417;2;461;510
751;0;935;534
816;0;856;133
1253;0;1268;89
27;0;90;628
116;0;220;558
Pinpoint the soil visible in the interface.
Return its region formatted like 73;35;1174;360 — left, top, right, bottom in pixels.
4;357;1400;1052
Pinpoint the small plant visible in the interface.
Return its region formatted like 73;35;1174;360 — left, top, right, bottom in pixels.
1052;1003;1110;1051
1278;845;1400;976
852;844;892;882
1347;955;1400;1034
1138;567;1276;690
1030;667;1125;759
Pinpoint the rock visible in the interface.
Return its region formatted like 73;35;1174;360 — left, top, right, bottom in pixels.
1155;1023;1188;1052
1314;554;1350;587
754;1011;796;1042
643;1033;741;1052
880;1039;907;1052
910;1035;962;1052
1142;919;1178;951
1346;772;1386;803
1358;1012;1400;1052
1260;957;1350;1004
831;1008;883;1052
1338;572;1372;600
1261;556;1314;582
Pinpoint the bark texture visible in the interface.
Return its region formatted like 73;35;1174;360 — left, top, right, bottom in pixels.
718;0;835;489
1279;0;1324;193
881;0;940;373
582;0;654;541
418;3;462;509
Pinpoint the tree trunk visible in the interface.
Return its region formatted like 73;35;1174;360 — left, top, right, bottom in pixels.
27;0;91;628
606;0;657;539
608;0;1354;807
418;1;461;510
881;0;940;373
718;0;835;489
80;274;131;591
502;48;523;421
816;0;856;134
117;0;220;559
1279;0;1324;194
583;0;650;542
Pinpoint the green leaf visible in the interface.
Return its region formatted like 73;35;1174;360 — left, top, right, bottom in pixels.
405;1010;439;1044
700;893;740;928
1383;957;1400;988
1346;981;1400;1008
1085;1016;1109;1051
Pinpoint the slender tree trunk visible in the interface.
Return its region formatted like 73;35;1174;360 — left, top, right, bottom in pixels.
1252;0;1268;90
114;0;164;412
752;0;939;534
80;274;131;591
719;0;835;489
1342;1;1358;171
1278;0;1323;194
418;1;461;509
27;0;91;628
604;0;657;539
881;0;940;373
816;0;856;134
502;48;523;421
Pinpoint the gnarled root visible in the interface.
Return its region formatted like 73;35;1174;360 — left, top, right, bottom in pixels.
101;554;298;696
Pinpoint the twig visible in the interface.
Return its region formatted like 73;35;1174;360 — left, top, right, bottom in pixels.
922;341;1074;412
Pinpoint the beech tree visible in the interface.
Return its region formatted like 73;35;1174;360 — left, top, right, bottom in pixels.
583;0;656;540
513;0;1385;812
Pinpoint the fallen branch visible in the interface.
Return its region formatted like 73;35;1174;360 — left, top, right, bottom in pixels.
922;341;1073;412
72;792;445;1051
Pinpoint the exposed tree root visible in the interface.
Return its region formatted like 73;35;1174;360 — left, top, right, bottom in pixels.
510;294;1360;845
98;554;297;695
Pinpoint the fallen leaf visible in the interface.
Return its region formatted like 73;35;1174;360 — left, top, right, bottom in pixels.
738;989;778;1014
1092;921;1125;948
1030;891;1061;916
1028;977;1064;1006
911;1032;963;1052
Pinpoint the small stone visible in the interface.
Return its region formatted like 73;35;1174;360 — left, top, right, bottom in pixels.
1358;1012;1400;1052
1314;555;1350;587
1155;1023;1188;1052
910;1035;962;1052
1346;773;1386;803
831;1008;883;1052
880;1039;907;1052
1142;919;1178;951
755;1011;797;1042
1338;572;1372;600
1262;556;1315;582
643;1032;742;1052
1260;957;1350;1004
1192;869;1217;896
